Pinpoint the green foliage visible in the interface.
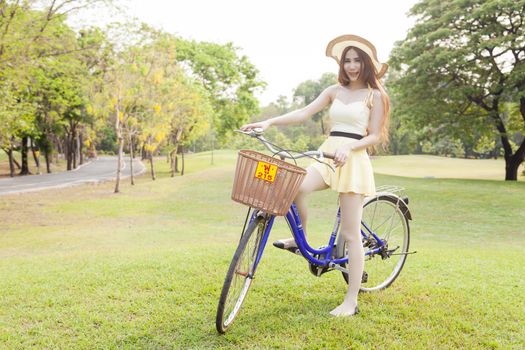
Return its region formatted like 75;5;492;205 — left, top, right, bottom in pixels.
473;135;496;157
389;0;525;176
0;1;114;169
174;38;266;141
105;25;214;162
0;1;262;174
0;4;39;147
98;125;118;152
422;137;464;158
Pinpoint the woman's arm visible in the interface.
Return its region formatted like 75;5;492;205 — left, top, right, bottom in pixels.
240;85;337;131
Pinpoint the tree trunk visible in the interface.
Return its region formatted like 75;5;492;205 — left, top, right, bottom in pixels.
141;145;147;160
56;135;63;157
44;149;51;173
53;135;60;165
114;104;123;193
170;141;180;177
65;131;72;171
181;145;185;176
497;126;524;181
170;148;177;177
72;127;77;169
129;134;135;186
20;136;30;175
31;138;41;175
6;146;15;177
12;156;21;169
115;135;124;192
486;105;520;181
505;159;520;180
149;151;156;180
79;133;83;165
172;128;183;173
504;138;525;181
42;131;53;173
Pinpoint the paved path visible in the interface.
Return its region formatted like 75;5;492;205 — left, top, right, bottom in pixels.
0;156;146;195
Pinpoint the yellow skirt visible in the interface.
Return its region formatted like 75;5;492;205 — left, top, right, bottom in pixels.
310;136;376;196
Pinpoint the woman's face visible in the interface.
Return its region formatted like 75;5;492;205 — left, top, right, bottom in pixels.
343;48;362;82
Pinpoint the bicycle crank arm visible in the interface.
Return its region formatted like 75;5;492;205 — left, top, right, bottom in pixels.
328;262;349;274
389;251;417;256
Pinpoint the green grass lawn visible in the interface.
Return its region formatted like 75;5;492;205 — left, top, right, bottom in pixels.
372;155;525;181
0;150;524;349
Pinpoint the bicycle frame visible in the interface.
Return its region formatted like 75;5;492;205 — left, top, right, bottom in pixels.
217;130;413;334
249;202;388;276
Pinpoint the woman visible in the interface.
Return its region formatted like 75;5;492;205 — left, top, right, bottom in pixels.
241;34;390;316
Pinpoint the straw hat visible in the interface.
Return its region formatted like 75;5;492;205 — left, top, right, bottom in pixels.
326;34;388;78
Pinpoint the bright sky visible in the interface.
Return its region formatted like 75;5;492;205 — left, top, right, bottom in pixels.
86;0;420;105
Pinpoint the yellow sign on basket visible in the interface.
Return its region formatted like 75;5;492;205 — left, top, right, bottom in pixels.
255;161;278;183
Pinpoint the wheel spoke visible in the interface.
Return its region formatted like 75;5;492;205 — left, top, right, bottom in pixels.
340;196;410;292
216;216;267;333
364;202;397;233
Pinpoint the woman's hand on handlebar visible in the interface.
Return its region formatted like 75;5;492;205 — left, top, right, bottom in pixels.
333;144;353;168
240;120;271;132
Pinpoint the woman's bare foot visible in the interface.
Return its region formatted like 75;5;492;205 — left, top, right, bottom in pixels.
329;300;359;317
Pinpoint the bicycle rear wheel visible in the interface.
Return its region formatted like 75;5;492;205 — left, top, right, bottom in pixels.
216;214;267;333
338;195;410;292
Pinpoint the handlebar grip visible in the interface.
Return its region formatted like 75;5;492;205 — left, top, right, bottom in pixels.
322;152;335;160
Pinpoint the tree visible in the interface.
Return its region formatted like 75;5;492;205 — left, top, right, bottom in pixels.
0;74;37;176
142;33;211;178
0;1;113;176
174;38;265;141
79;27;115;160
390;0;525;180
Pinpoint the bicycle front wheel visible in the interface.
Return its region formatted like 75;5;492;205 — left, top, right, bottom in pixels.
339;195;410;292
216;214;267;333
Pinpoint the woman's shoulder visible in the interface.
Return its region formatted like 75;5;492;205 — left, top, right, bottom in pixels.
369;88;385;109
327;84;344;96
324;84;341;93
372;88;382;96
319;84;340;100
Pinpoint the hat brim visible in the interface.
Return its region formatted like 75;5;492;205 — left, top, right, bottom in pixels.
326;34;388;78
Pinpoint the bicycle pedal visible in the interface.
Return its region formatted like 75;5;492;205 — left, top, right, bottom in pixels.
362;271;368;283
273;241;300;255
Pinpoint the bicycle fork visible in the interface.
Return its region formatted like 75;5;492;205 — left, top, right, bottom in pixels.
249;211;276;278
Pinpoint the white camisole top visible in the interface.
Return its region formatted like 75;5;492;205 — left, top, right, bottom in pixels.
328;87;374;136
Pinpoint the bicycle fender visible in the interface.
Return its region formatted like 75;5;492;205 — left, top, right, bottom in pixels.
365;193;412;221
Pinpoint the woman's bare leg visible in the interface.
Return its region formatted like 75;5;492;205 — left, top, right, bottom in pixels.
330;192;364;316
274;166;327;249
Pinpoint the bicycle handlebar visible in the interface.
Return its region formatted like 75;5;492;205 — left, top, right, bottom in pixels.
235;128;335;160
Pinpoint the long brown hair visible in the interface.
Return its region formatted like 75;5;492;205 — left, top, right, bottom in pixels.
338;46;390;148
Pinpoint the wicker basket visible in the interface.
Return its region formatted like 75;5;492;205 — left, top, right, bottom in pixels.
231;150;307;216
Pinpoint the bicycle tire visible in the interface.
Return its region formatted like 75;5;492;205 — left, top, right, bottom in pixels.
216;215;266;333
337;195;410;292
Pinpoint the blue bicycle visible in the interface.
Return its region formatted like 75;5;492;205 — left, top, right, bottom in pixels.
216;130;413;333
